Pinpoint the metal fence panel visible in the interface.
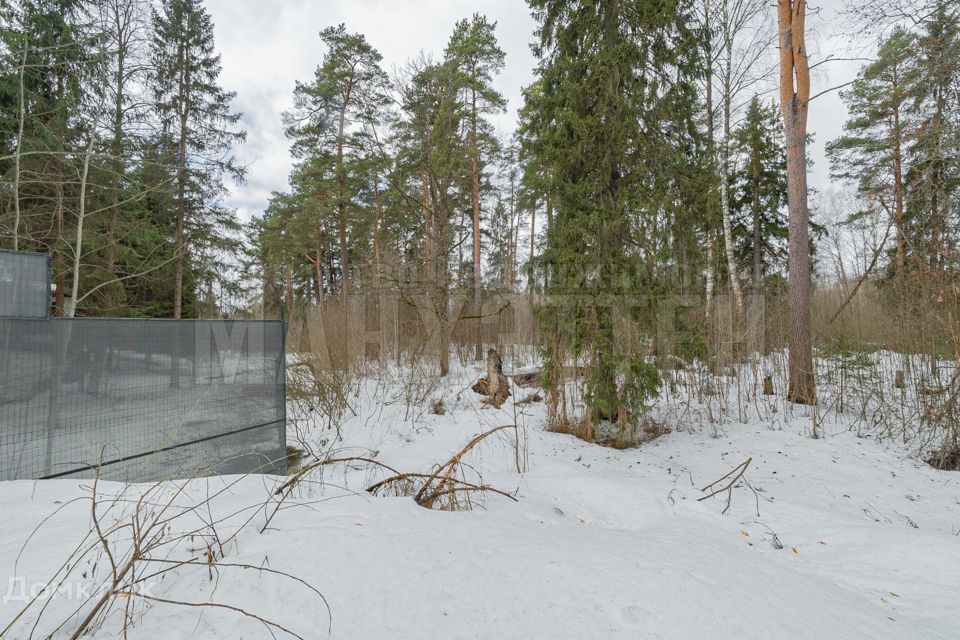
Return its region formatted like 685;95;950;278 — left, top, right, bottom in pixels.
0;318;287;481
0;250;50;318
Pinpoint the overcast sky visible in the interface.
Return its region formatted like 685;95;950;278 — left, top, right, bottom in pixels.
204;0;863;223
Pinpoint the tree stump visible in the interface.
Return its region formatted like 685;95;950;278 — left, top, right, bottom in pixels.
894;370;905;389
762;375;774;396
472;349;511;408
485;348;511;407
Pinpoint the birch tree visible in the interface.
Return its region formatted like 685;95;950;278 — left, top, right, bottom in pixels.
710;0;773;315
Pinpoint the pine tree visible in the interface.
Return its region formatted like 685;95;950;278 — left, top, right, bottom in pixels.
444;14;506;360
393;58;471;375
150;0;245;318
285;24;390;298
827;27;916;282
777;0;816;406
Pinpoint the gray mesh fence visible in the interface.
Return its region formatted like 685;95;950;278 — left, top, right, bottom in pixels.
0;249;50;318
0;317;287;481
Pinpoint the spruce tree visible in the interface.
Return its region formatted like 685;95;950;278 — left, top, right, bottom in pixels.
906;1;959;274
150;0;245;318
526;0;700;434
731;96;788;290
0;0;94;313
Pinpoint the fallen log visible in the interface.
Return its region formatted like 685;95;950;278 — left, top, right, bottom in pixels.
511;370;541;388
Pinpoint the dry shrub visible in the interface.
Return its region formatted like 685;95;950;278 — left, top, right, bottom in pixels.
807;276;960;463
284;273;960;464
928;445;960;471
920;367;960;470
274;426;521;512
429;397;446;415
284;303;367;459
3;470;328;639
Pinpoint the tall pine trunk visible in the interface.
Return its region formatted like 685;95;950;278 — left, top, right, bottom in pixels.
285;265;294;311
373;179;383;281
336;88;352;299
529;198;536;297
778;0;815;406
470;79;483;361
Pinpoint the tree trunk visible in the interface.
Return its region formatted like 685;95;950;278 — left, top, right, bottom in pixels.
440;256;450;377
928;71;946;274
105;3;130;310
66;137;95;318
529;198;536;296
778;0;815;406
336;97;350;298
12;40;26;251
508;172;518;289
545;195;552;240
173;39;190;320
891;62;906;282
704;0;717;329
52;69;66;317
284;265;294;311
752;151;762;292
470;76;483;361
53;182;65;317
422;173;433;268
705;230;716;328
373;179;383;281
720;16;744;315
544;195;552;289
306;245;323;303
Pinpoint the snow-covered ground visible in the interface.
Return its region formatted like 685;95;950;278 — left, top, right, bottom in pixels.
1;358;959;639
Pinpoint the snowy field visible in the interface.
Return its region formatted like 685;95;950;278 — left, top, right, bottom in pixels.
1;358;959;639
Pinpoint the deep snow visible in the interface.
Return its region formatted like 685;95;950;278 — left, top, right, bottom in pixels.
1;360;958;639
